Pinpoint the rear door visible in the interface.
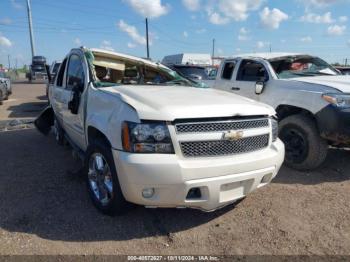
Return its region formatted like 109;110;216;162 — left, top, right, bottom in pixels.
61;52;87;150
213;59;238;92
51;58;67;125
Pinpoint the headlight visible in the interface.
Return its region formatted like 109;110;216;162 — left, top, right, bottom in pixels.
122;121;174;154
322;93;350;108
271;117;278;142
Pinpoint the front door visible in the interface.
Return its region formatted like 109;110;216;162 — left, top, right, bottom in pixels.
61;53;87;150
233;59;269;101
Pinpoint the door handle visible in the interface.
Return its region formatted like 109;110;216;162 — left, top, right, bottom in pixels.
231;87;240;91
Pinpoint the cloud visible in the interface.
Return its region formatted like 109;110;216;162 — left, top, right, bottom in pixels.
182;0;201;11
260;7;288;29
74;38;82;46
100;40;114;51
11;0;23;9
300;12;334;24
300;36;313;42
238;27;249;41
183;31;189;38
256;41;265;49
206;0;263;24
0;35;12;47
327;24;346;36
0;18;12;25
208;12;230;25
127;42;136;48
124;0;169;18
117;20;147;45
299;0;340;8
339;16;348;23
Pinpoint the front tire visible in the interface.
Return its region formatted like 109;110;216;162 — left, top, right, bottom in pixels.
85;139;128;216
279;114;328;171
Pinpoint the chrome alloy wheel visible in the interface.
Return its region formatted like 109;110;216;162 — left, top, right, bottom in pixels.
88;153;114;206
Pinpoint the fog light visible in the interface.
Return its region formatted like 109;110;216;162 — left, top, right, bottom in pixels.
186;187;202;200
142;188;155;198
261;173;272;184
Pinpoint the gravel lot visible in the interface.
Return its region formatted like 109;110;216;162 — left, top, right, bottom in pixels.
0;82;349;256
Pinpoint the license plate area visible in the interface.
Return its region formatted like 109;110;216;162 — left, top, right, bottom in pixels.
219;179;254;202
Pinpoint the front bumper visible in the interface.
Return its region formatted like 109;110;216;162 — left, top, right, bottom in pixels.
112;139;284;211
316;105;350;144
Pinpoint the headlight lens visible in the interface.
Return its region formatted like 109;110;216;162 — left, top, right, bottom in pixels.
122;121;174;154
322;93;350;108
271;117;278;142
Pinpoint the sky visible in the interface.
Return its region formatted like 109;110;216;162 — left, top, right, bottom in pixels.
0;0;350;67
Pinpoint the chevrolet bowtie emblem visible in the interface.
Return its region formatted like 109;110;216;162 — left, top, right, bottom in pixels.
222;130;244;141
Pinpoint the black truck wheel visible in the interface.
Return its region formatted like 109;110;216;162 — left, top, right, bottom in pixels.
279;114;328;171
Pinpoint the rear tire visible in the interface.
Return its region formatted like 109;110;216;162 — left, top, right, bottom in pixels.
85;139;128;216
279;114;328;171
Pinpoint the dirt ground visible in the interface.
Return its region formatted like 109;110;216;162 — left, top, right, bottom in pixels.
0;82;349;256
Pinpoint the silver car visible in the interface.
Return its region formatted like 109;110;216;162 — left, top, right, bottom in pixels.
0;72;11;97
0;82;7;105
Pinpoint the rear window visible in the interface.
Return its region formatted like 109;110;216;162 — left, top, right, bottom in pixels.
221;62;236;80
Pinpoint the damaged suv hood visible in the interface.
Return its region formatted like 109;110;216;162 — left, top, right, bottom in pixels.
291;75;350;93
100;85;274;121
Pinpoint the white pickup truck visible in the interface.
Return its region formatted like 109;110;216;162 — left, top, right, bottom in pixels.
36;48;284;215
212;53;350;170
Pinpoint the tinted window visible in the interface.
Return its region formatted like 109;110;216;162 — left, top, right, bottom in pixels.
56;59;67;87
66;54;85;90
52;63;61;74
237;60;268;82
221;62;236;80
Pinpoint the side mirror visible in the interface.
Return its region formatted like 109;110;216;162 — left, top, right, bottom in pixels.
255;81;265;95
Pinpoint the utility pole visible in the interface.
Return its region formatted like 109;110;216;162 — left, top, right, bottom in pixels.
145;18;150;59
345;58;348;67
212;38;215;65
26;0;36;58
269;43;272;53
7;55;11;69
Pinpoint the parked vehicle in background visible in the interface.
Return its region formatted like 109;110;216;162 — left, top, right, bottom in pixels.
27;56;47;82
162;53;212;66
167;64;217;86
46;61;62;98
37;47;284;215
0;71;11;98
335;66;350;75
212;52;350;170
0;82;8;105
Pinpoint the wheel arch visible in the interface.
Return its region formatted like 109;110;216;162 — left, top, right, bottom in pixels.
87;126;112;148
276;104;316;122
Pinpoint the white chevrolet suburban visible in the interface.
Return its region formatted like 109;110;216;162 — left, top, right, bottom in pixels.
37;47;284;215
212;53;350;170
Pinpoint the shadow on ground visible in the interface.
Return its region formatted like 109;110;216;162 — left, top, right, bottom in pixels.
0;129;234;242
0;128;349;242
7;102;47;118
273;148;350;185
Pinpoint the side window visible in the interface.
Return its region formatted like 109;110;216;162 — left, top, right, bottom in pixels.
56;59;67;87
221;62;236;80
66;54;85;90
237;60;268;82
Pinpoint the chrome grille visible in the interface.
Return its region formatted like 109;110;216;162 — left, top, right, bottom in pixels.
180;134;269;157
175;118;269;133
